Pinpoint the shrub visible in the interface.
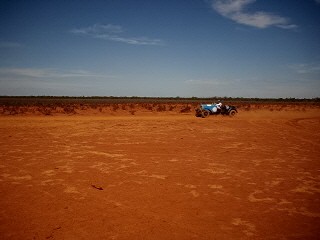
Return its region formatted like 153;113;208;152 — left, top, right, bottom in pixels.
180;105;191;113
169;105;175;111
112;104;119;111
144;104;153;111
129;103;135;109
41;107;52;115
63;105;76;114
157;105;166;112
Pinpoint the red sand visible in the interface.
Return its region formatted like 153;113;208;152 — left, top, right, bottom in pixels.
1;110;320;239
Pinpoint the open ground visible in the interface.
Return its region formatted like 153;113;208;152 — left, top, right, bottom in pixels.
1;102;320;239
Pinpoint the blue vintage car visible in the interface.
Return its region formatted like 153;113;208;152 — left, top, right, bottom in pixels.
195;103;238;118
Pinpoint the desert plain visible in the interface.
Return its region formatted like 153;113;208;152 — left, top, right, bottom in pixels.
1;101;320;239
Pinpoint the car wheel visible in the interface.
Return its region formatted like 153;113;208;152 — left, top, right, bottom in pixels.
229;110;237;117
201;110;210;118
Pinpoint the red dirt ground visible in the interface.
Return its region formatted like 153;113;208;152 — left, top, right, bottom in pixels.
1;109;320;239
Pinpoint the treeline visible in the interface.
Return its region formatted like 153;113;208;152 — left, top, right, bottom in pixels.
0;95;319;103
1;96;319;115
0;96;319;108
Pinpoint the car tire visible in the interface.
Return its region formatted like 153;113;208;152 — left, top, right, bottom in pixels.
201;110;210;118
229;110;237;117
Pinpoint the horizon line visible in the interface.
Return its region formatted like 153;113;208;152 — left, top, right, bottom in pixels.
0;95;319;100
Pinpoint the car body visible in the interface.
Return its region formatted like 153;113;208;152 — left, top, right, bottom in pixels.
195;103;238;118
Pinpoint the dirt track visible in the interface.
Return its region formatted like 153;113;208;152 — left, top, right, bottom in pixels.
1;110;320;239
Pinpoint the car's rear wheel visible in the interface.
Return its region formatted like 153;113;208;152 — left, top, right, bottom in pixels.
229;109;237;117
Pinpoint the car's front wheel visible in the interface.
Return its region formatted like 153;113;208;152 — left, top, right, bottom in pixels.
201;109;210;118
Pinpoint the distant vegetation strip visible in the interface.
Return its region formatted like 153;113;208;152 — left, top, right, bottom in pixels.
1;96;319;116
0;96;319;106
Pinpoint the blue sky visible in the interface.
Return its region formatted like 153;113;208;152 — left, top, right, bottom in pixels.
0;0;319;98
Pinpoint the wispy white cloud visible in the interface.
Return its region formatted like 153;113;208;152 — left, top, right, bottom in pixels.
0;67;119;96
288;63;320;74
0;41;22;48
185;76;320;98
71;23;164;46
211;0;297;29
315;0;320;4
71;23;123;35
186;79;226;85
0;68;109;79
185;78;244;87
